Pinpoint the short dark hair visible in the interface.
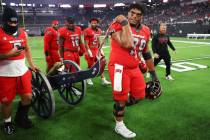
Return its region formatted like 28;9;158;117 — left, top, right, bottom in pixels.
89;18;99;23
128;3;145;15
66;17;75;24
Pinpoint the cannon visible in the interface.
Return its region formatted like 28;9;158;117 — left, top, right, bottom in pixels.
31;57;106;119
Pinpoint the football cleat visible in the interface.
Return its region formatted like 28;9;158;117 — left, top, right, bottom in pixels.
3;122;15;135
165;75;174;80
101;78;111;86
114;123;136;138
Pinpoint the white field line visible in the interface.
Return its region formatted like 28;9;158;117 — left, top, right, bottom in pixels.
33;40;209;60
164;55;210;63
102;45;209;49
177;45;209;49
104;55;210;71
100;36;210;45
171;40;210;45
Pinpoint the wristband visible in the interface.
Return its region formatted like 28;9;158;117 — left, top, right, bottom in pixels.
120;20;128;26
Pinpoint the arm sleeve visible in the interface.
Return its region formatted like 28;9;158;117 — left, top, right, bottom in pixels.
44;29;53;56
167;36;176;51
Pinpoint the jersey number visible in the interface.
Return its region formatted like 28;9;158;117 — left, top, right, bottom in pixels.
133;37;146;51
13;42;22;49
93;35;98;45
71;36;79;47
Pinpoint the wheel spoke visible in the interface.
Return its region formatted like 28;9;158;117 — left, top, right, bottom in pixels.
61;87;65;94
71;85;82;92
41;101;49;115
70;88;80;99
42;94;51;104
31;70;54;119
58;60;85;106
65;88;69;100
37;99;41;113
69;87;74;102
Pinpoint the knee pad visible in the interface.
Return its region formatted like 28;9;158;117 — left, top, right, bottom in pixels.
113;102;125;117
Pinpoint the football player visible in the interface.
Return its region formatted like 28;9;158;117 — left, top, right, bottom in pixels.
58;17;85;69
84;18;111;86
44;20;61;75
0;6;38;135
108;3;160;138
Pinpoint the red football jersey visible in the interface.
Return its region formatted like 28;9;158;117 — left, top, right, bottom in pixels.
0;27;27;61
83;27;102;49
131;25;150;55
44;27;59;52
58;26;82;52
109;23;150;69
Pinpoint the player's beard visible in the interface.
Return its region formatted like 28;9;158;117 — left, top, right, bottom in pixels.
91;25;97;30
3;23;18;34
68;26;74;31
53;26;58;30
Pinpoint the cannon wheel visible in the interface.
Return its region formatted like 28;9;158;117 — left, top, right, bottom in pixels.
31;70;55;119
58;60;86;106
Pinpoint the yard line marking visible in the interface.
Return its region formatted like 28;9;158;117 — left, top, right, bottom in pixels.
161;55;210;64
177;45;210;49
103;55;210;71
171;40;210;45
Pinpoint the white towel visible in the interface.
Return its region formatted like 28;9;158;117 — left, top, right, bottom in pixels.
114;64;123;92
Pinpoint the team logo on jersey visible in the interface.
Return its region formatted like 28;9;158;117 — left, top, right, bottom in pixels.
132;34;145;39
9;39;24;44
159;37;168;44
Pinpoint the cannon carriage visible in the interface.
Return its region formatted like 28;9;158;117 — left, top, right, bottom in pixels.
31;57;106;119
